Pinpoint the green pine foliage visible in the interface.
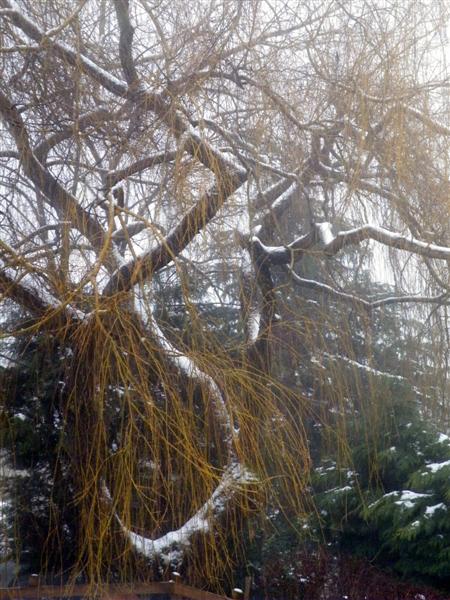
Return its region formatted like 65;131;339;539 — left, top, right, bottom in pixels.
311;380;450;585
0;335;78;576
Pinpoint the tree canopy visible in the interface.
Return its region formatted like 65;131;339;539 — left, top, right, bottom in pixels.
0;0;449;588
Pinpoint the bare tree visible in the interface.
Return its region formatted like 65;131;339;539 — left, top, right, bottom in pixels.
0;0;449;584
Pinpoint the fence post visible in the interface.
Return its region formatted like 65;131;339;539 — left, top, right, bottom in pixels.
28;574;40;587
243;577;251;600
232;588;243;600
170;571;182;600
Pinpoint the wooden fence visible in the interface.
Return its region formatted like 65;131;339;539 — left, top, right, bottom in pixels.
0;575;247;600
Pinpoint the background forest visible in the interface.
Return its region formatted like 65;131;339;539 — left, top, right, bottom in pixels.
0;1;450;599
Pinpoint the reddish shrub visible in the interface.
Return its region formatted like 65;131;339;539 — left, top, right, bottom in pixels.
258;549;450;600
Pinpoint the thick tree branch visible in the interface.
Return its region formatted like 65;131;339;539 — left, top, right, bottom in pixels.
113;0;139;86
0;90;117;266
103;164;247;295
108;462;254;563
0;267;81;327
134;290;236;454
251;223;450;267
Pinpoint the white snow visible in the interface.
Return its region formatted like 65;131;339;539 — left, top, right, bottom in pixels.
392;490;431;510
424;503;446;518
333;225;450;260
250;236;288;261
370;490;430;510
316;222;335;246
325;486;352;494
247;307;261;343
133;290;235;447
270;182;298;212
425;459;450;473
322;353;404;381
7;0;128;96
115;463;255;561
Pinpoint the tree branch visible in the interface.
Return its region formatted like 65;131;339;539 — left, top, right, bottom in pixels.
107;462;254;563
324;224;450;261
105;150;178;189
103;163;247;294
0;90;117;266
0;267;81;327
113;0;139;87
34;108;111;161
286;268;450;312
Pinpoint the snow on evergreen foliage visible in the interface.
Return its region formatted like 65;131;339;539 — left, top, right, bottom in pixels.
311;385;450;583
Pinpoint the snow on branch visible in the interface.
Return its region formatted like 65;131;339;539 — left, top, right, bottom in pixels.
286;268;450;312
1;0;128;97
323;224;450;261
133;292;236;452
321;353;405;382
0;267;83;325
287;270;373;310
315;222;334;247
110;463;255;564
0;90;119;268
250;222;450;265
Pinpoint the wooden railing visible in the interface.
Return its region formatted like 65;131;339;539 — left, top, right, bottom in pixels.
0;574;246;600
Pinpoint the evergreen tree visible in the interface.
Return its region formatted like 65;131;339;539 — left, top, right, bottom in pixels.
0;335;78;577
311;381;450;587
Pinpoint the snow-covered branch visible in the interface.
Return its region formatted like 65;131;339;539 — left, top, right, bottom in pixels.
0;0;128;96
103;164;247;294
0;90;119;268
321;353;405;382
251;222;450;266
287;269;450;312
323;224;450;261
0;267;83;326
110;463;255;564
133;291;236;453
